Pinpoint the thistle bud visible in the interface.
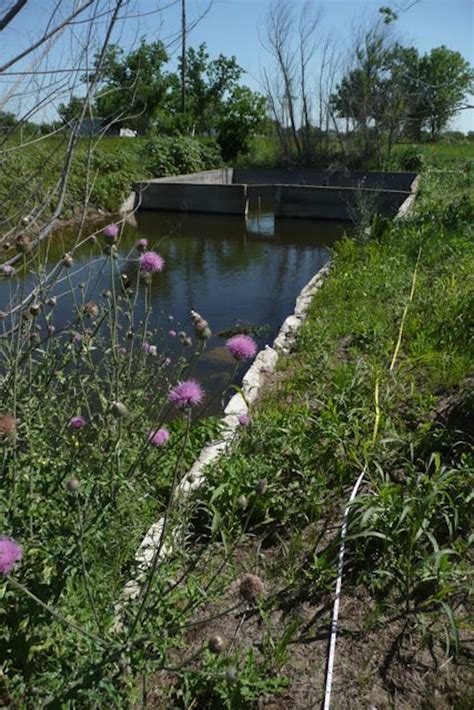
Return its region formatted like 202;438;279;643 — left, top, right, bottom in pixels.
29;303;41;317
62;253;74;268
226;666;237;684
47;297;57;307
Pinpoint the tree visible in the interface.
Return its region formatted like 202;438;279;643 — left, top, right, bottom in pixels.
91;40;172;134
178;43;243;133
405;46;473;140
0;110;17;131
175;43;266;159
330;28;402;161
217;86;268;160
57;96;87;124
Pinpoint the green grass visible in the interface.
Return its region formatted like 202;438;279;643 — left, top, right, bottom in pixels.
1;136;472;706
174;172;474;706
0;133;222;235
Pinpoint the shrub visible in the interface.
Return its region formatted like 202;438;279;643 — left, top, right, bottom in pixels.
396;145;426;172
142;135;222;178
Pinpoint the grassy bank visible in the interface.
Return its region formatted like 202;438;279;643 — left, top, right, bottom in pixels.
142;169;473;707
0;134;222;236
0;147;472;706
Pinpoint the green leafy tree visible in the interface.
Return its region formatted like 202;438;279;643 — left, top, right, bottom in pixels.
91;40;172;134
405;46;473;140
179;43;243;133
176;43;266;159
217;86;268;160
57;96;87;124
0;110;17;130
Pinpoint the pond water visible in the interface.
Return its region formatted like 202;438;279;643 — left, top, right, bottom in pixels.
1;210;346;411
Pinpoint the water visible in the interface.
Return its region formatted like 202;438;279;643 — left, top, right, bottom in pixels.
1;210;346;411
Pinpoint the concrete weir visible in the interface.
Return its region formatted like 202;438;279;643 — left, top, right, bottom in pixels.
134;167;418;221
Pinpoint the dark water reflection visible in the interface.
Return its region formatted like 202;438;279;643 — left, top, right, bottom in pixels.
0;210;346;411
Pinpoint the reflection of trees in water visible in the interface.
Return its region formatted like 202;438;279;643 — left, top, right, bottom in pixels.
0;211;340;399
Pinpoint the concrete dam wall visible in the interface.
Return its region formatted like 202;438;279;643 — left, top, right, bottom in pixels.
134;168;418;220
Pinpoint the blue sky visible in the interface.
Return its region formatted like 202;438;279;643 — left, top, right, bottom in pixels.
1;0;473;132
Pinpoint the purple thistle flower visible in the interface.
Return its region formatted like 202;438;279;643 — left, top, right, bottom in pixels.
0;537;23;576
169;329;176;337
72;333;82;344
48;325;56;335
68;415;87;430
103;223;119;243
164;357;171;366
168;379;204;409
136;238;148;252
226;334;258;361
3;265;15;277
139;251;165;274
238;413;250;427
148;427;170;446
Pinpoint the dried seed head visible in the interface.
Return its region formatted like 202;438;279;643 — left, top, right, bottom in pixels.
62;253;74;268
0;413;17;443
110;401;129;418
139;270;152;283
237;495;248;510
30;332;40;345
256;478;268;495
239;573;265;602
191;310;212;340
29;303;41;317
15;234;31;253
208;634;225;655
47;297;57;307
65;477;80;492
83;301;99;318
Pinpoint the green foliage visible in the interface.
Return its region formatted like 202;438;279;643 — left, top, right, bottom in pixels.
175;649;287;709
59;40;266;159
188;179;473;694
93;40;172;134
57;96;87;125
405;46;474;140
395;145;426;171
141;135;222;177
0;134;223;228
